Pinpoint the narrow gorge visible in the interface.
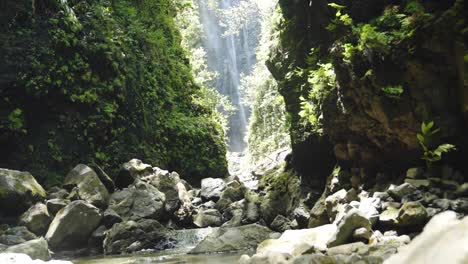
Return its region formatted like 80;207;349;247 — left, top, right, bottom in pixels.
0;0;467;264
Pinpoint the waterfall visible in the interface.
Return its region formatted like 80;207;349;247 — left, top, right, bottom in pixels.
197;0;259;152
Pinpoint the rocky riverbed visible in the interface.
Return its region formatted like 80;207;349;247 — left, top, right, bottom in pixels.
0;156;467;263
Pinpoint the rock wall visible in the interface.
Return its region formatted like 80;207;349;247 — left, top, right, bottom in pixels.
268;0;468;186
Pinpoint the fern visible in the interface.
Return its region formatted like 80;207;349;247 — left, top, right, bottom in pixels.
417;121;456;167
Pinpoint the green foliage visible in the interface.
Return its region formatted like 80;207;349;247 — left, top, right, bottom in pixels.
417;121;456;167
7;108;24;132
381;85;404;99
298;62;336;131
0;0;228;184
326;3;353;31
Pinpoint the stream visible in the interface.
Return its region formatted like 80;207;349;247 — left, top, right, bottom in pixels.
74;251;248;264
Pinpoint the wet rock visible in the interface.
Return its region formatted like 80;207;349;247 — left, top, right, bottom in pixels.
63;164;110;208
45;200;102;249
200;178;226;201
19;203;51;236
388;183;417;202
106;181;165;221
115;159;153;189
45;199;69;216
327;209;372;247
103;219;172;254
190;224;272;254
397;202;428;227
193;208;222;227
0;169;46;215
0;227;36;246
4;237;50;261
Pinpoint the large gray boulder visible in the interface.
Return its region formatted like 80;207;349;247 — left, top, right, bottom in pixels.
106;181;165;221
45;200;102;249
19;203;51;236
385;211;468;264
200;178;226;201
190;224;272;254
103;219;171;254
63;164;109;208
4;237;50;261
0;169;46;215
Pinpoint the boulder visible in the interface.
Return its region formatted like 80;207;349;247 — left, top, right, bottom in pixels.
200;178;226;201
327;209;372;247
63;164;110;208
270;215;291;232
47;189;69;200
190;224;272;254
19;203;51;236
103;219;172;254
0;226;36;246
193;208;222;227
385;211;468;264
102;209;122;228
45;200;102;249
143;170;181;214
397;202;428;227
379;207;399;226
406;168;424;179
106;181;165;221
115;159;152;189
0;169;46;215
450;198;468;214
215;185;244;211
45;199;69;216
89;164;115;193
4;237;50;261
254;225;337;258
388;183;417;202
0;253;72;264
173;182;192;225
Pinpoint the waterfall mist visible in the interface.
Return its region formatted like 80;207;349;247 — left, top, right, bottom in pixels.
197;0;260;152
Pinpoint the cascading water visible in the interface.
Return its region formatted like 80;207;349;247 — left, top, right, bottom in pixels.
197;0;260;152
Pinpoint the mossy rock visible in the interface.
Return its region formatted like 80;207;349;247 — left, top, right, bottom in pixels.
0;169;46;215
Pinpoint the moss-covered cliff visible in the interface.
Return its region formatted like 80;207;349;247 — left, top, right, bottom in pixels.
269;0;468;186
0;0;228;185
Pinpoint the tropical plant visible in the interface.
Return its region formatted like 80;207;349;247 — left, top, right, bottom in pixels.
417;121;456;167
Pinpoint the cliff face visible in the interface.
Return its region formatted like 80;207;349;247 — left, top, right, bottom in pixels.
269;0;468;186
0;0;228;185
